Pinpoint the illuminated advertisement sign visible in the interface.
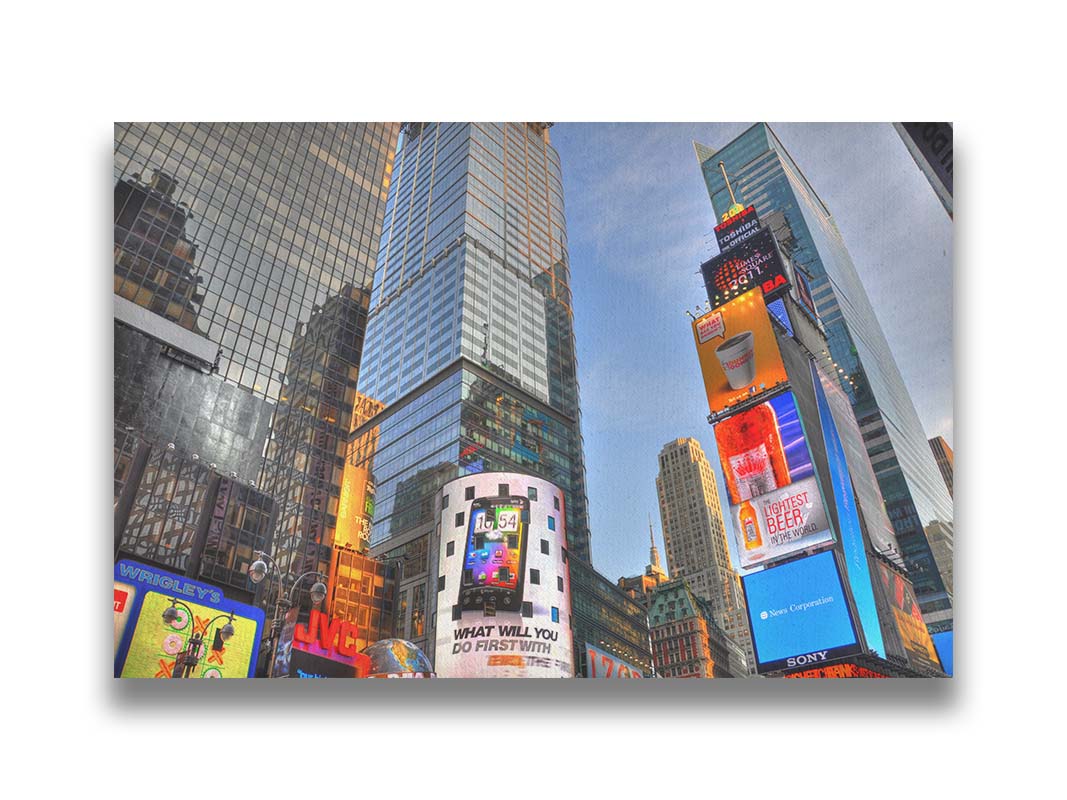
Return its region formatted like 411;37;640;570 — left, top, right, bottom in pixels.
714;392;833;569
291;608;372;677
114;560;264;678
741;550;862;674
435;473;574;678
931;631;953;677
114;582;135;657
876;561;943;673
783;663;889;679
692;289;789;417
288;649;363;679
584;642;644;678
271;606;300;678
701;227;791;309
811;361;884;657
713;204;761;252
334;461;373;553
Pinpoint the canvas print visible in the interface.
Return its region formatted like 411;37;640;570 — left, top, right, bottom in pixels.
112;122;953;679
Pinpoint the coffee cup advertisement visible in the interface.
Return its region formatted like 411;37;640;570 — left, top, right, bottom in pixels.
691;288;789;416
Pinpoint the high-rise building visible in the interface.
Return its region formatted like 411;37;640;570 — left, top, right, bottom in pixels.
929;435;954;498
695;124;954;638
655;438;754;670
893;123;953;218
114;123;401;634
350;123;595;666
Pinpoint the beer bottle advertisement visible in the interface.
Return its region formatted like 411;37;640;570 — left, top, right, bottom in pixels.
714;392;833;569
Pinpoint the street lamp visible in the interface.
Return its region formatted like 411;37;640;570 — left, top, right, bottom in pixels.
248;550;328;676
161;598;235;679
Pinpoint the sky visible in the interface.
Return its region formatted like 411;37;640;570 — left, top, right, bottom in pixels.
549;122;953;584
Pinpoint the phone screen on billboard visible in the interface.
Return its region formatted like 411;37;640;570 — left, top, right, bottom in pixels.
460;496;529;613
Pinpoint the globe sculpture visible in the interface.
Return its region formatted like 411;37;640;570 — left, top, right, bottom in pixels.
361;638;435;678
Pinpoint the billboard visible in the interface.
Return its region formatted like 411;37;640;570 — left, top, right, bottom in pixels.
713;204;761;252
584;642;644;679
692;289;789;417
289;608;373;677
783;662;889;679
701;227;791;309
334;460;373;553
931;631;954;676
811;361;884;657
714;392;833;569
876;561;944;673
741;550;862;674
114;560;264;678
434;472;574;678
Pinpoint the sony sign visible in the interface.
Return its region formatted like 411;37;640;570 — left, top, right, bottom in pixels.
786;650;830;668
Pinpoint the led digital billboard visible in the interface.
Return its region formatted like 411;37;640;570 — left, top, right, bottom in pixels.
811;361;884;657
290;608;372;677
114;560;264;678
692;289;789;417
714;392;833;569
876;561;944;674
783;663;889;679
931;631;954;676
434;473;574;678
741;550;862;674
701;227;791;309
584;642;644;679
713;204;761;252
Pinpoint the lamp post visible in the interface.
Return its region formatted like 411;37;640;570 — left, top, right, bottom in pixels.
161;598;235;679
248;550;327;676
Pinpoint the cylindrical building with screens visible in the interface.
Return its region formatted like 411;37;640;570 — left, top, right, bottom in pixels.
434;472;573;678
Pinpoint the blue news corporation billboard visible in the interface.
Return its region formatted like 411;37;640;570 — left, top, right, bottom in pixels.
741;550;862;674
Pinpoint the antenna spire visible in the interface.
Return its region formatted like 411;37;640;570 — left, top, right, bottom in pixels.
718;160;745;222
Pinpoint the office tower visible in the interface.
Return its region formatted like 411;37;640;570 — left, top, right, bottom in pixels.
114;123;400;603
351;123;593;659
696;124;954;637
655;438;753;671
929;436;954;498
894;123;953;218
114;432;276;603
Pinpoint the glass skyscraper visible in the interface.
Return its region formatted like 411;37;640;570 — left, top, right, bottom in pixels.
351;123;592;660
114;122;401;593
695;123;953;635
356;123;591;560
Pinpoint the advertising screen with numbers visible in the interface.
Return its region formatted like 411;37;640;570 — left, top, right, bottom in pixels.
584;642;644;678
434;472;574;678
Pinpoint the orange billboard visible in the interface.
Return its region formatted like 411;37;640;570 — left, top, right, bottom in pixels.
877;561;943;672
692;288;789;416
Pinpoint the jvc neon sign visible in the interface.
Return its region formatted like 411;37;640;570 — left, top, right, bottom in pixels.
293;609;371;674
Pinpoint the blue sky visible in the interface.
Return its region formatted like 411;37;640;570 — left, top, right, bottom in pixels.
549;123;953;584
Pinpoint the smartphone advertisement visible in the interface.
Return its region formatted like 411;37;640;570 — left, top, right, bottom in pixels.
713;392;833;570
435;473;574;678
692;289;789;417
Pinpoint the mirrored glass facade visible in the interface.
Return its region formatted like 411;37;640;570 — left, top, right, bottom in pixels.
356;123;591;561
698;124;953;633
114;122;401;597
